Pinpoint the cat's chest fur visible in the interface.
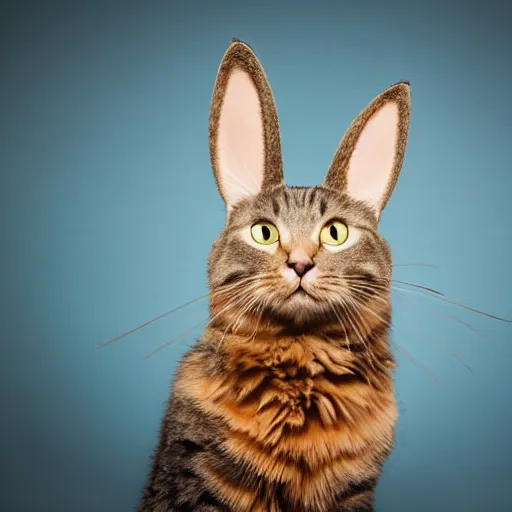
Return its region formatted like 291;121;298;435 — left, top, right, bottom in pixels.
176;330;397;511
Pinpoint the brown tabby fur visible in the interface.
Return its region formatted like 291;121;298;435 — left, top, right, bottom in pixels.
139;39;411;511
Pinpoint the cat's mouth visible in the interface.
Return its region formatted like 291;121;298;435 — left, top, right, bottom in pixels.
289;283;316;301
271;282;340;330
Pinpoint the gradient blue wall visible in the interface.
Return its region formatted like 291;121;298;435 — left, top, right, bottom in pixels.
1;1;511;510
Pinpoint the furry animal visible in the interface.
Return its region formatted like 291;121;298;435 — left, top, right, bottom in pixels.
138;39;411;512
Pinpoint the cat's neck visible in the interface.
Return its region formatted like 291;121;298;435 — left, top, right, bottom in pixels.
181;324;395;450
201;323;395;382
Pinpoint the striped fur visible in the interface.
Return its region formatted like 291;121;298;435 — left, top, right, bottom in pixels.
139;39;411;511
139;304;396;512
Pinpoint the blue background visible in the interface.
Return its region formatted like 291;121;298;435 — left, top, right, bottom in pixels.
2;1;511;510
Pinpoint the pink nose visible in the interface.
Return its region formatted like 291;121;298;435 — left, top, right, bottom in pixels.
287;250;315;277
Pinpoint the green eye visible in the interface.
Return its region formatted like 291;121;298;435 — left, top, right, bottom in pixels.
320;221;349;246
251;222;279;245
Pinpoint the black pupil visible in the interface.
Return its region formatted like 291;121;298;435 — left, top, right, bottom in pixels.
329;225;338;240
262;225;271;240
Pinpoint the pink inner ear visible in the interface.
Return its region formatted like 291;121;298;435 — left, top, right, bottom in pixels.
217;69;265;206
346;101;399;213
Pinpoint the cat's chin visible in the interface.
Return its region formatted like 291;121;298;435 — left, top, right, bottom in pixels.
287;288;315;305
266;290;339;332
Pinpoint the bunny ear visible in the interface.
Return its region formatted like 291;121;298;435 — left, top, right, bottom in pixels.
209;39;284;208
323;82;411;219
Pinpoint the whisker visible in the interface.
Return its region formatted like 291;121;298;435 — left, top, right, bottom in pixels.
328;302;352;352
212;275;276;300
98;273;271;350
348;285;474;375
340;303;372;357
392;284;512;323
397;292;487;339
451;352;474;374
97;292;209;349
224;293;260;341
328;302;351;351
349;282;486;340
403;328;474;375
346;292;391;329
213;277;265;295
342;296;388;373
143;318;209;360
344;274;512;324
392;279;444;296
392;342;442;384
248;302;264;343
216;288;268;352
143;293;250;359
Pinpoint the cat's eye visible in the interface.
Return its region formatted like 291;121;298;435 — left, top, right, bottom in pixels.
320;221;349;246
251;222;279;245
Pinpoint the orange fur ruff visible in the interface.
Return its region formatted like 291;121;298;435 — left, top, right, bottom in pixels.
176;325;397;511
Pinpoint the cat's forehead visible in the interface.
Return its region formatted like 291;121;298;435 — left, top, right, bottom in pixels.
231;186;376;233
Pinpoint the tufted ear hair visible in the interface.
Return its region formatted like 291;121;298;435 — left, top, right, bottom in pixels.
209;39;284;210
323;82;411;220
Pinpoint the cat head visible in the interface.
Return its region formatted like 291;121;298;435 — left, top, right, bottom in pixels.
207;40;411;333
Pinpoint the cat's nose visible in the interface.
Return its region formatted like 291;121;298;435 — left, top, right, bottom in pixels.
287;251;315;277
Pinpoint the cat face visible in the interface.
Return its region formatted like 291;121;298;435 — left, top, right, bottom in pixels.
208;186;392;329
207;40;410;333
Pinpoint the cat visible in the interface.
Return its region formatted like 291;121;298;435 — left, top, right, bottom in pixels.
137;38;411;512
